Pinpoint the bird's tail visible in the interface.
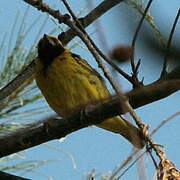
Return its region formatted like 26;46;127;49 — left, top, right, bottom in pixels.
97;116;144;149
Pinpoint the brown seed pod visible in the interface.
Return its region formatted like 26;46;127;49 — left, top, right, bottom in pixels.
110;45;132;63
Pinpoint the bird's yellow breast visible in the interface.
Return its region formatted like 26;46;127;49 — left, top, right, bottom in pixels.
35;50;109;116
34;35;144;148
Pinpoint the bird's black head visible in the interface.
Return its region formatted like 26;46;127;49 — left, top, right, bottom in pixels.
38;34;65;64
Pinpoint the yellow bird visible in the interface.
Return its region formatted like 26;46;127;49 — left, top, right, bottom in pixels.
35;34;144;148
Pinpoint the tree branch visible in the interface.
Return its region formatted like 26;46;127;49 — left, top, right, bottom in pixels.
130;0;154;87
128;69;180;108
0;171;31;180
0;71;179;158
161;8;180;77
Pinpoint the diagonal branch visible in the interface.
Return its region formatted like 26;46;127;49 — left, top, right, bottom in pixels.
0;171;31;180
0;61;35;102
161;8;180;77
0;0;124;102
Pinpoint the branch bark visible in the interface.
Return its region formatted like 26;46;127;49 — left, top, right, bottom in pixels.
0;171;31;180
0;71;179;158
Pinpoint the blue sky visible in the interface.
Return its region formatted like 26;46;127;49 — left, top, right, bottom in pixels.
0;0;179;179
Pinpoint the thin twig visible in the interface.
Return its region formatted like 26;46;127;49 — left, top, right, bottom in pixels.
131;0;154;87
151;111;180;136
109;148;139;179
161;8;180;77
117;150;145;179
110;110;180;179
125;102;159;168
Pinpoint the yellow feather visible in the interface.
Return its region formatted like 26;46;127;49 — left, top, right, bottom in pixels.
35;35;144;148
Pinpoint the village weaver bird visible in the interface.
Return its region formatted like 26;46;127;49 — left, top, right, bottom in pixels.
35;34;144;149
